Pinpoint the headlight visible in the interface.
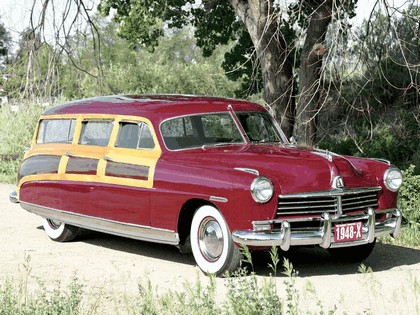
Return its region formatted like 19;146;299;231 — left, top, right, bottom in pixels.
384;167;403;192
251;176;274;203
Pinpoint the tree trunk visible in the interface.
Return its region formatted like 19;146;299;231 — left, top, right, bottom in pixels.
295;1;332;146
230;0;295;138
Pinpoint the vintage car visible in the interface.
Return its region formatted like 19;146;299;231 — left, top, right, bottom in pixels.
10;95;404;275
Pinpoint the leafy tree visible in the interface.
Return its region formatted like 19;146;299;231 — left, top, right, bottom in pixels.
59;19;241;99
98;0;358;144
318;4;419;170
0;19;12;96
4;28;60;99
0;20;11;61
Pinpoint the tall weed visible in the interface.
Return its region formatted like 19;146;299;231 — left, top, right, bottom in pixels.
0;255;83;315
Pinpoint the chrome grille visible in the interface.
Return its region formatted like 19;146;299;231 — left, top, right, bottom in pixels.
341;191;378;212
277;187;380;216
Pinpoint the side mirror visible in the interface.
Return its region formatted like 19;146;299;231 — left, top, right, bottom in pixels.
289;136;297;145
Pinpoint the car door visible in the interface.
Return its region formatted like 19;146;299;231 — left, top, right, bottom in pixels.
97;118;161;226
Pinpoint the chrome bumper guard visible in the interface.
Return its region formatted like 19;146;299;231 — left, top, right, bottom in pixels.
232;208;403;251
9;191;19;204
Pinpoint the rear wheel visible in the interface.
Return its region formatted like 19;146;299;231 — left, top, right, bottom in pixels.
328;239;376;262
42;218;80;242
190;205;242;276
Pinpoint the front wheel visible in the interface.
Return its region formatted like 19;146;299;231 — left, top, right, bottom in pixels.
328;239;376;262
190;205;242;276
42;218;81;242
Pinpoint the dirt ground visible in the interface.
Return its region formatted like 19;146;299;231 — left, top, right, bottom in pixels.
1;183;419;314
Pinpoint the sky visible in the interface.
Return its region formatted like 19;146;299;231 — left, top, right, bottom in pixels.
0;0;99;51
0;0;413;52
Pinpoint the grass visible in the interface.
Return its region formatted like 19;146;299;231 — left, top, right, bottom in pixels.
1;250;419;315
380;228;420;249
0;255;83;315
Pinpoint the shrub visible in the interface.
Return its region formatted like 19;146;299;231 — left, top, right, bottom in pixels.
0;104;44;183
398;165;420;229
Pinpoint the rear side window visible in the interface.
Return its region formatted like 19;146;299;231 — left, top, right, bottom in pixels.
37;119;76;144
161;116;194;137
116;122;155;149
79;120;113;146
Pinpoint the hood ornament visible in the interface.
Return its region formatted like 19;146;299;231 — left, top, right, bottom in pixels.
332;176;345;189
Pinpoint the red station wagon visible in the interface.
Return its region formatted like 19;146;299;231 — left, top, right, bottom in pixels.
10;95;404;275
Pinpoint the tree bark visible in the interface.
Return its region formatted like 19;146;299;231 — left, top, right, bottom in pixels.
295;1;332;146
230;0;295;138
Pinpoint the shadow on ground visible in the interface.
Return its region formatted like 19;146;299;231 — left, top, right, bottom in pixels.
36;226;196;266
250;243;420;277
36;225;420;277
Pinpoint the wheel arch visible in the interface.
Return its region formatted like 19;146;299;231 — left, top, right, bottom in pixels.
177;198;215;246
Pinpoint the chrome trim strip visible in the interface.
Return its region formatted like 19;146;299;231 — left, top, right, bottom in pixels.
233;208;402;249
20;202;179;245
209;196;228;203
279;186;382;199
311;149;333;162
234;167;259;176
227;105;250;143
370;158;391;165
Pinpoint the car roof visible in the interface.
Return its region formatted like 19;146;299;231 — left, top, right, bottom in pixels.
43;95;267;122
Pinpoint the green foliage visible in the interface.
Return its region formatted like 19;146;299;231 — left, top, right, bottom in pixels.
281;258;299;314
0;19;11;58
378;165;420;248
175;275;219;314
2;252;420;314
398;165;420;230
358;264;373;274
225;269;282;315
97;0;357;98
3;29;60;99
268;246;280;277
319;108;419;172
0;104;44;183
58;23;240;100
0;256;83;315
318;5;419;169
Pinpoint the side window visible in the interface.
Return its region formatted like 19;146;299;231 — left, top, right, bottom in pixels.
138;124;155;149
116;122;155;149
161;116;194;137
79;120;113;146
201;114;240;139
37;119;76;144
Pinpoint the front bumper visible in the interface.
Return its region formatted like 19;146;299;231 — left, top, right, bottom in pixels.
232;208;403;250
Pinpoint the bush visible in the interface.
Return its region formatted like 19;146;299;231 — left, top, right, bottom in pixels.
398;165;420;229
0;104;43;183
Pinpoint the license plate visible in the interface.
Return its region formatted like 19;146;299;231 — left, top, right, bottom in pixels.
334;222;363;242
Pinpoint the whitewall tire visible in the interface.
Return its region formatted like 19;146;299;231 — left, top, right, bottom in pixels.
190;205;242;276
42;218;80;242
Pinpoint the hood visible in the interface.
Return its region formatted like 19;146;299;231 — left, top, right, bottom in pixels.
169;144;378;195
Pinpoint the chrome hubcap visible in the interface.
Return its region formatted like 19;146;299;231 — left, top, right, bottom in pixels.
198;217;224;262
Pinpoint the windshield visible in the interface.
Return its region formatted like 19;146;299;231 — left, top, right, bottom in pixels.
161;113;244;150
236;112;283;143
